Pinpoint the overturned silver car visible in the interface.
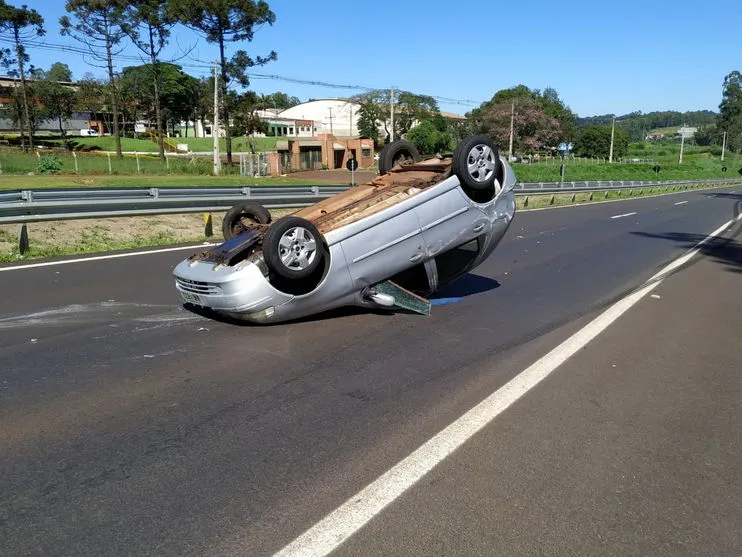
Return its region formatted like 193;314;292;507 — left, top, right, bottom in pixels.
173;135;517;324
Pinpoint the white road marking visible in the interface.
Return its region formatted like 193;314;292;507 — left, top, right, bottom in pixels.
610;212;637;219
272;212;742;557
0;243;215;273
674;201;688;206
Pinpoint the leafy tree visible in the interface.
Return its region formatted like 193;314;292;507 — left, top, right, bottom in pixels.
232;90;267;147
407;114;453;155
119;62;200;138
474;96;560;154
394;91;438;137
74;72;107;132
36;63;76;146
574;125;628;159
0;1;45;150
170;0;277;166
60;0;127;158
357;97;384;145
120;0;175;160
469;85;575;146
258;91;299;111
354;91;390;144
717;70;742;153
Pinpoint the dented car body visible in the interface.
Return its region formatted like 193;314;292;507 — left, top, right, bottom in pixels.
173;135;517;324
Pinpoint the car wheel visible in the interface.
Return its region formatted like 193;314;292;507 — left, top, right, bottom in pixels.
378;140;422;175
452;135;500;192
222;202;272;240
263;216;324;280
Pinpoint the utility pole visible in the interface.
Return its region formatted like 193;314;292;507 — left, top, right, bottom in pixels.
213;61;220;175
508;99;515;160
721;130;727;161
608;115;615;163
390;88;394;142
678;127;685;164
328;107;334;136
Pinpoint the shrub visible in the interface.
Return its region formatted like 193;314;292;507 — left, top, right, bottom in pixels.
38;155;63;174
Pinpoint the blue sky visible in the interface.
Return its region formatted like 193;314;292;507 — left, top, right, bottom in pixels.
6;0;742;118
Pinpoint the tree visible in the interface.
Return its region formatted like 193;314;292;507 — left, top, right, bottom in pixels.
120;0;175;161
717;71;742;153
357;97;384;145
407;114;453;155
469;85;575;146
60;0;126;158
0;1;45;150
119;62;200;138
258;91;299;111
394;91;438;137
170;0;277;166
232;90;267;148
474;96;560;154
574;125;628;159
36;63;76;146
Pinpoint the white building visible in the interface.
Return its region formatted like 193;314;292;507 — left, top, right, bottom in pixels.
278;98;361;137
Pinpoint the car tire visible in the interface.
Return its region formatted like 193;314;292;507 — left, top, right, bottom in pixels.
222;202;272;240
452;135;500;192
263;216;324;280
378;140;422;175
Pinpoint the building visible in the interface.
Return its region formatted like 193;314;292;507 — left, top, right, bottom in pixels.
0;75;106;135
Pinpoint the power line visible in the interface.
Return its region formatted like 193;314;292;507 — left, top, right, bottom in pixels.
7;38;484;109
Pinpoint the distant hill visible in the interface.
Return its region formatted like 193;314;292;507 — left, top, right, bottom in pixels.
576;110;717;141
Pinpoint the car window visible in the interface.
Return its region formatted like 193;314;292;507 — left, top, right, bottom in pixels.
434;237;481;286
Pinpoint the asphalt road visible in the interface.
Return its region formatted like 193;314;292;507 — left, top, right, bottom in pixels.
1;187;740;556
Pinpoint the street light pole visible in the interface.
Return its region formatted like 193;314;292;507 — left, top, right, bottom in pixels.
213;60;220;175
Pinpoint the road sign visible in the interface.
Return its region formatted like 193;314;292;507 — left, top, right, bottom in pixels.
653;165;661;174
722;166;727;173
346;158;358;171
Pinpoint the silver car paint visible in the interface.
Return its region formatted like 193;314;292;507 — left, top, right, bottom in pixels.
173;156;517;324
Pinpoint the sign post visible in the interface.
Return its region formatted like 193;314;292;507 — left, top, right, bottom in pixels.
346;157;358;186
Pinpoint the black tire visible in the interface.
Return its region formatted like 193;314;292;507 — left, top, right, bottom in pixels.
263;216;324;280
452;135;500;192
222;202;272;240
378;140;422;175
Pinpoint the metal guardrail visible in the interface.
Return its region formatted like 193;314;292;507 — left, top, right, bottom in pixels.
0;178;740;225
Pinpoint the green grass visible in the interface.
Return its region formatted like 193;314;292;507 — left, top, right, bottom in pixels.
0;173;335;190
0;229;210;262
515;145;742;182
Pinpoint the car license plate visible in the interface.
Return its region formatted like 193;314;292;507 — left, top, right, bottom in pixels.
180;291;205;306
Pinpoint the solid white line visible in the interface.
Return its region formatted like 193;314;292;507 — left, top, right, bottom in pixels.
0;243;215;273
610;212;637;219
674;201;689;206
272;212;742;557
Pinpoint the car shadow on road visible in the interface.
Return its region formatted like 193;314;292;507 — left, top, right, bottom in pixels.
432;273;501;299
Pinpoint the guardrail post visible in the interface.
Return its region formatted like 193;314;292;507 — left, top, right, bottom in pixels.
19;223;29;254
204;213;213;237
241;187;251;198
21;190;33;203
312;186;320;196
550;194;555;205
149;188;159;199
523;196;528;207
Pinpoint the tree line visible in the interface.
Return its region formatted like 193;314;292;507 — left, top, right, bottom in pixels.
0;0;280;164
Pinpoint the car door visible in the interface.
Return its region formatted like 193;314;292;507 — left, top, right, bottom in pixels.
415;185;490;258
340;205;425;288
